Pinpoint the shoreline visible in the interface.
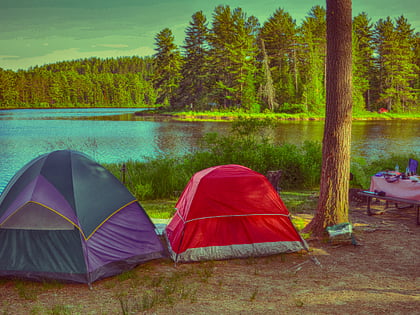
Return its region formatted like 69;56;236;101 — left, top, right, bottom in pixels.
2;107;419;122
134;109;420;122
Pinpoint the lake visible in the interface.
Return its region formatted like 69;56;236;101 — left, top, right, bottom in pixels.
1;108;419;194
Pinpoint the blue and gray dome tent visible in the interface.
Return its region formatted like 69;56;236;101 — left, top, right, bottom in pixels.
0;150;164;284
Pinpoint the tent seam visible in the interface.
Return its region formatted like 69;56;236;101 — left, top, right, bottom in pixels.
0;201;85;237
184;213;290;223
84;199;137;240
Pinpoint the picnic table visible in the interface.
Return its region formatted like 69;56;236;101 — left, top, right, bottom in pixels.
358;174;420;225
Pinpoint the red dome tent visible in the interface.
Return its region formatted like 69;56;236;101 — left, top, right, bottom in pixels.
164;165;307;262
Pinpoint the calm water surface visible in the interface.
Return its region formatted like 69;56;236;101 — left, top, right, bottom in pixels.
1;108;419;194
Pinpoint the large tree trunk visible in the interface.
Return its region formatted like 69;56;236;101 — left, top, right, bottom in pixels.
304;0;353;236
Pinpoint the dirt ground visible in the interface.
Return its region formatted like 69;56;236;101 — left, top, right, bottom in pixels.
1;202;419;315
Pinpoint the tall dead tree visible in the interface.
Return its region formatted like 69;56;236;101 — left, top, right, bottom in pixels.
303;0;353;236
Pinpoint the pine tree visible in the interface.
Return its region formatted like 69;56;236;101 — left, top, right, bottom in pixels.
258;39;278;111
153;28;183;107
207;5;259;108
353;12;375;111
374;16;417;112
393;16;418;111
259;8;298;107
177;11;210;109
414;33;420;98
0;69;19;107
299;6;326;114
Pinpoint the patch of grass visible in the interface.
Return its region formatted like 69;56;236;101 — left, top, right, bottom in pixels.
116;267;200;314
280;253;287;263
197;262;215;283
281;191;318;213
291;216;307;231
41;279;64;290
250;287;259;301
142;199;177;219
117;269;137;282
48;304;74;315
294;299;304;307
14;281;38;301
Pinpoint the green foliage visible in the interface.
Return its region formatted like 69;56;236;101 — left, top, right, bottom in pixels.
278;103;307;114
349;153;419;189
105;156;191;200
0;57;157;108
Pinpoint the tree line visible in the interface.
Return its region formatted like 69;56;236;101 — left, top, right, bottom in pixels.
0;5;418;113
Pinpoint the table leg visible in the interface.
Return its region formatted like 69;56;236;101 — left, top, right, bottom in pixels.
367;196;372;216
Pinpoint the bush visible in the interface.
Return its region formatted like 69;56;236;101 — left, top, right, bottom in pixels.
278;103;306;114
349;153;419;189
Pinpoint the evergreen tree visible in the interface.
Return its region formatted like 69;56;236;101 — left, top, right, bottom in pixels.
372;17;394;108
393;16;418;111
207;5;259;108
0;69;19;107
178;11;210;109
299;6;327;114
414;33;420;97
353;12;375;111
153;28;183;107
258;39;278;111
259;8;298;107
374;16;417;112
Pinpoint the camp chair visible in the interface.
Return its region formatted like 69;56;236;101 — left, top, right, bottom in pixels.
266;170;282;193
409;158;418;175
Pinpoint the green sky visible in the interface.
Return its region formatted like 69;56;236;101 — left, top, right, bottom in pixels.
0;0;418;71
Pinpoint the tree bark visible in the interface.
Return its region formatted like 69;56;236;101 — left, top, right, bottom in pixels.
303;0;353;236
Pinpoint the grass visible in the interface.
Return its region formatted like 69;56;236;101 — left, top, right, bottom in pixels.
280;191;318;213
250;287;259;301
6;261;202;314
15;281;38;301
141;191;318;230
166;109;420;122
169;110;323;122
141;199;177;219
116;266;200;314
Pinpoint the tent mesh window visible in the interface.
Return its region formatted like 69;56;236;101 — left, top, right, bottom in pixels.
1;202;74;230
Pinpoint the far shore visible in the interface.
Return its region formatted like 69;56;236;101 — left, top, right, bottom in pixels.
134;108;420;122
2;106;420;122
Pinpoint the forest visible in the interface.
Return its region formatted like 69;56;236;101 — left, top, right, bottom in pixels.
0;5;418;114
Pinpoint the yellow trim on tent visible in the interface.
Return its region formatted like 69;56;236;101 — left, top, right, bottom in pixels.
0;201;86;239
85;200;138;241
0;199;138;241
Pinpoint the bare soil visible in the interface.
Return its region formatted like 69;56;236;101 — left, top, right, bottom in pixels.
1;202;419;315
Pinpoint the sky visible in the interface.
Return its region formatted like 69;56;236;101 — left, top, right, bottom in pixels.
0;0;419;71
